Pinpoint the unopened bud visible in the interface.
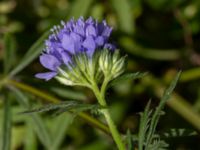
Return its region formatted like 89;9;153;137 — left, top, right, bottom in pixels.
111;56;126;78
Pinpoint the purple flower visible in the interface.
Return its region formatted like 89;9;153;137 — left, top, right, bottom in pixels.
35;16;115;81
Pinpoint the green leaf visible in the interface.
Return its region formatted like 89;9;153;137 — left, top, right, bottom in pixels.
24;121;37;150
3;33;16;74
69;0;93;19
126;129;133;150
30;115;51;149
21;101;78;114
156;71;181;112
162;128;197;138
110;0;134;33
148;139;168;150
145;71;181;148
109;72;147;87
51;114;73;150
21;101;103;116
2;94;12;150
9;31;50;77
138;101;152;150
11;87;52;149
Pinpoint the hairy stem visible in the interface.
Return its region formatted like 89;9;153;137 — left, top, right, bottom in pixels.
92;81;125;150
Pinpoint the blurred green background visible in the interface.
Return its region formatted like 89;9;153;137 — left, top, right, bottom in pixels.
1;0;200;149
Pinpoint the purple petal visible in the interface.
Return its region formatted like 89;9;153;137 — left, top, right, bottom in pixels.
104;43;116;50
40;54;61;71
95;36;104;46
86;25;97;36
102;26;112;37
97;22;106;35
35;72;57;81
74;25;85;36
82;36;96;55
60;51;71;65
77;16;85;27
70;32;82;51
45;38;61;53
66;18;74;29
86;17;94;24
70;32;82;42
62;34;75;54
51;48;63;60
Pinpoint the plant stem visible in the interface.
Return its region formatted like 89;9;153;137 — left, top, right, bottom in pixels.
92;81;126;150
102;109;126;150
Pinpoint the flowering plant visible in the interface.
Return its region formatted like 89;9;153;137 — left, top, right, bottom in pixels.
35;16;126;150
33;17;180;150
1;1;197;149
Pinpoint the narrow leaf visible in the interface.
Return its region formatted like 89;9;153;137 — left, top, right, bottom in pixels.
2;94;12;150
51;114;73;150
126;129;133;150
3;33;16;74
138;101;152;150
30;115;51;149
21;101;103;117
24;121;37;150
109;72;147;87
9;31;50;77
162;128;197;138
146;71;181;148
21;101;79;114
11;87;52;149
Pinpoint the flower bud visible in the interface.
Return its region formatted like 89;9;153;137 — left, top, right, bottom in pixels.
99;49;113;76
111;56;126;78
112;50;120;64
99;49;126;80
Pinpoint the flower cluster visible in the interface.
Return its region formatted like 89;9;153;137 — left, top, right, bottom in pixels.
36;17;115;81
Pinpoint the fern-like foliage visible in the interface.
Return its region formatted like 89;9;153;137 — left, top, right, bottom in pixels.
162;128;197;138
138;71;181;150
20;101;104;116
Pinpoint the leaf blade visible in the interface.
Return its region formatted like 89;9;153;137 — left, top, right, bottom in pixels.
51;114;73;150
109;72;147;87
11;87;52;149
2;94;12;150
138;101;152;150
3;33;16;74
9;31;50;77
145;71;181;148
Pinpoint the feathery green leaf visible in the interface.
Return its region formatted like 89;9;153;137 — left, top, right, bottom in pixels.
109;72;147;87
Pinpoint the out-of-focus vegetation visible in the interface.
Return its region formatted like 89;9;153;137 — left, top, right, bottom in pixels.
1;0;200;149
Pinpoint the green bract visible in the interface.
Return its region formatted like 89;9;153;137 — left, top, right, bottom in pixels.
55;49;126;88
